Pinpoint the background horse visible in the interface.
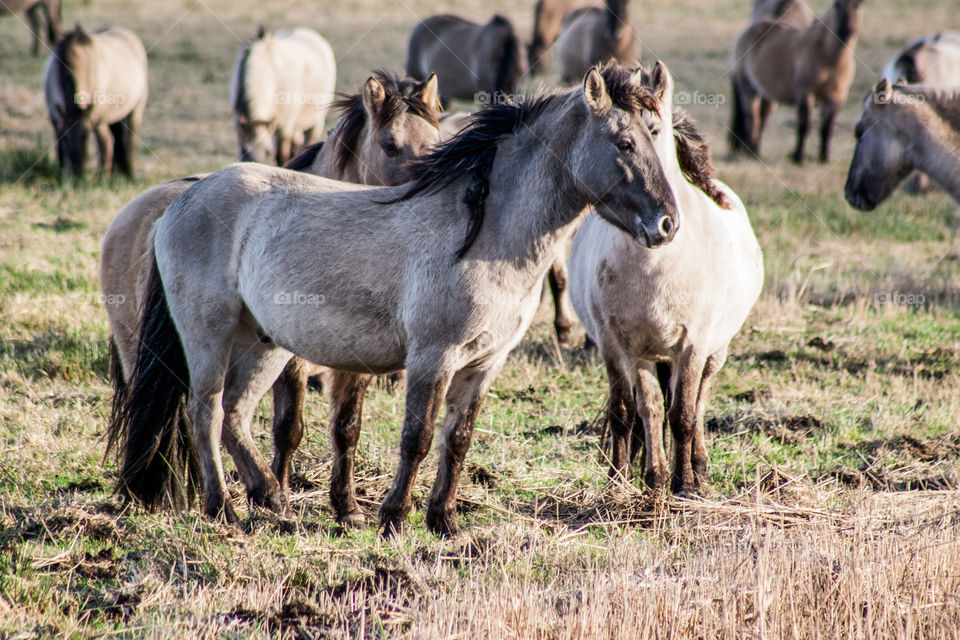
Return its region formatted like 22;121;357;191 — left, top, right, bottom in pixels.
730;0;863;163
750;0;811;28
102;71;441;510
569;62;763;494
555;0;636;84
528;0;601;75
845;79;960;210
405;14;526;106
230;27;336;165
43;24;147;177
109;63;678;535
1;0;59;55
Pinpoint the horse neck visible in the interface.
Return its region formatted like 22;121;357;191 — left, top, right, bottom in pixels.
908;97;960;199
655;126;703;217
243;45;275;121
817;3;859;54
313;123;363;182
605;0;630;37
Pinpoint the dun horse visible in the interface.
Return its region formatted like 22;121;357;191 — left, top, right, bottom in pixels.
405;14;526;106
230;27;336;165
1;0;59;55
43;25;148;177
102;72;442;509
730;0;863;163
109;63;679;535
569;62;763;493
528;0;601;75
845;79;960;210
555;0;636;84
750;0;812;28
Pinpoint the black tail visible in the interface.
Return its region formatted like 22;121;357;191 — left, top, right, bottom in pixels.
106;257;199;511
108;337;127;433
729;78;748;154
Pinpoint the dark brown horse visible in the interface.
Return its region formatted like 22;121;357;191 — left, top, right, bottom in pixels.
730;0;863;163
1;0;59;55
555;0;637;84
528;0;601;75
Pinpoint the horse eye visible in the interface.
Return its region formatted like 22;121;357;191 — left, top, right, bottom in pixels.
616;139;635;154
382;141;400;157
649;128;661;138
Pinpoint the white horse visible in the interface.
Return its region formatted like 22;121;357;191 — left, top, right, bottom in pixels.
569;62;763;493
230;27;336;165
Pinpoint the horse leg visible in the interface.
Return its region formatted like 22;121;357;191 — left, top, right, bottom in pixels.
791;93;813;164
425;360;504;535
270;356;308;492
45;0;59;48
220;336;293;515
378;357;454;536
547;256;573;349
757;99;775;151
26;4;42;56
605;357;637;481
817;101;838;163
109;121;129;177
691;348;726;489
634;362;667;489
123;104;144;178
93;122;113;178
667;349;707;495
329;370;374;527
276;134;293;166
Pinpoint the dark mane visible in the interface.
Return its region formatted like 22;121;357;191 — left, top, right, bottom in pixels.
284;141;324;171
395;62;659;259
233;46;251;121
52;25;91;119
672;108;731;209
328;70;440;176
893;38;927;84
833;0;853;44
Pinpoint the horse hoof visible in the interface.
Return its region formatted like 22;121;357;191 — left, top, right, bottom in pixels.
555;324;573;350
206;500;239;524
426;508;461;537
378;502;409;538
644;469;668;490
248;486;291;517
337;510;366;529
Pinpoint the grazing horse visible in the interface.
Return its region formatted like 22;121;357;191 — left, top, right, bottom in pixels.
109;63;679;535
730;0;863;163
555;0;637;84
405;14;527;107
882;32;960;193
570;62;763;493
528;0;602;75
230;27;336;165
101;72;442;509
1;0;59;55
43;25;148;178
845;79;960;210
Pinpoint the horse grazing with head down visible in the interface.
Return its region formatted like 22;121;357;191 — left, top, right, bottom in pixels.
43;24;148;178
230;27;336;165
528;0;602;75
405;14;527;107
108;62;679;536
102;72;442;509
2;0;59;55
555;0;637;84
845;79;960;210
730;0;863;163
570;62;762;494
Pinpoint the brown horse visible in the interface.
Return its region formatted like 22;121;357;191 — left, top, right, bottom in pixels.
1;0;59;55
845;80;960;210
528;0;601;75
555;0;637;84
102;72;441;508
405;14;527;106
750;0;812;28
43;25;148;177
730;0;863;163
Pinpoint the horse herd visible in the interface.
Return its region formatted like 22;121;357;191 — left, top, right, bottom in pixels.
6;0;959;536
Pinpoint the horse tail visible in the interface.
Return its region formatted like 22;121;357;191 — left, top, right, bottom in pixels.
729;77;748;153
106;255;199;511
107;336;127;431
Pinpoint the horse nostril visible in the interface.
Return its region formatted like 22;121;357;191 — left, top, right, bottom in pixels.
658;216;674;238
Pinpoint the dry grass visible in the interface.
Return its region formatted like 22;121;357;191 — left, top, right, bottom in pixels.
2;0;960;637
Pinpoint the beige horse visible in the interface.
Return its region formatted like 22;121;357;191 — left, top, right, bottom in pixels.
102;72;441;507
569;62;763;493
528;0;602;75
109;63;679;534
230;27;336;165
405;14;527;106
555;0;637;84
43;25;148;177
730;0;863;163
1;0;59;55
845;80;960;210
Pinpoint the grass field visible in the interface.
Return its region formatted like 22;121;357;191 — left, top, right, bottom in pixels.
1;0;960;637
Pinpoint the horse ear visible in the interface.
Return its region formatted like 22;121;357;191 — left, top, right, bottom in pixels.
362;76;387;118
420;73;442;112
874;78;892;104
583;67;611;114
256;25;268;39
650;60;673;106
